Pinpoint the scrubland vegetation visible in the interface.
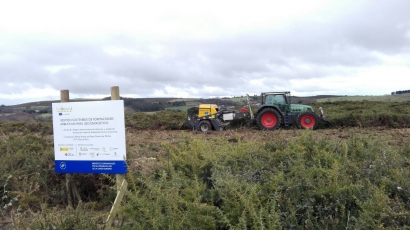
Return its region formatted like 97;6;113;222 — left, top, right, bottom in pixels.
1;100;410;229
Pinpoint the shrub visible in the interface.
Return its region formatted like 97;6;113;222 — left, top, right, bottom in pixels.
119;130;410;229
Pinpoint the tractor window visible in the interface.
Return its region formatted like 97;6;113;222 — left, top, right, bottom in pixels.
265;95;286;105
265;95;274;105
274;95;286;104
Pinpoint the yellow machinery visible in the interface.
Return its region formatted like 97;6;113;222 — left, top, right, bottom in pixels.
198;104;219;117
187;104;249;131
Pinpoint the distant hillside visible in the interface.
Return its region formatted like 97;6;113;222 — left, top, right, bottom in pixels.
317;93;410;102
289;95;342;104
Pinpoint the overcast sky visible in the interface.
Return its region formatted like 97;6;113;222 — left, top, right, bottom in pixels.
1;0;409;105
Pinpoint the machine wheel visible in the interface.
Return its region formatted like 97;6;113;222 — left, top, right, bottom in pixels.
197;120;212;132
256;108;281;130
296;111;319;130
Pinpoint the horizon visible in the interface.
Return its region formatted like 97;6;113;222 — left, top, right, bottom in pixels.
2;92;402;107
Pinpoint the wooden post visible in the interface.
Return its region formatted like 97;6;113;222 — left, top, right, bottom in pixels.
61;90;69;103
60;90;82;208
105;86;127;230
61;90;73;208
110;86;125;192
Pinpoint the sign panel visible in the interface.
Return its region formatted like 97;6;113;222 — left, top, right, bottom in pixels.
52;100;127;174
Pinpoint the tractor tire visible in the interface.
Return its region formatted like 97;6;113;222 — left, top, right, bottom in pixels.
256;108;281;130
197;120;212;132
296;111;319;130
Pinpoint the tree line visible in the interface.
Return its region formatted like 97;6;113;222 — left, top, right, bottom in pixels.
101;96;241;112
391;90;410;95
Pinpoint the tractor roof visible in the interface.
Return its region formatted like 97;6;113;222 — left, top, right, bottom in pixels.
261;91;290;95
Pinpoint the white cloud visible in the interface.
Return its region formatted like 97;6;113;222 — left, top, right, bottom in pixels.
44;65;75;74
0;86;60;102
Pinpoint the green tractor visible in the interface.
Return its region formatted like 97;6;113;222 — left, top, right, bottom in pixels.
186;91;329;131
252;91;329;130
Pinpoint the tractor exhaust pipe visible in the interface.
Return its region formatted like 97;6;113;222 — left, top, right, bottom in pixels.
318;107;331;125
246;94;254;120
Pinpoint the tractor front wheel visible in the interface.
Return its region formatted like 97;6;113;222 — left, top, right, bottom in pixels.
197;120;212;132
296;111;319;130
256;108;282;130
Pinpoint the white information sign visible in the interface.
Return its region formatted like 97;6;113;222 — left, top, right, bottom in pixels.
52;100;127;174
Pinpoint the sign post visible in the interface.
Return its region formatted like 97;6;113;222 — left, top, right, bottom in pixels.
59;90;81;208
52;87;128;229
110;86;126;191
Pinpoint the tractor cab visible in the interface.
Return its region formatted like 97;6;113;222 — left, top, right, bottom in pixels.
262;92;290;113
261;92;314;113
264;94;287;105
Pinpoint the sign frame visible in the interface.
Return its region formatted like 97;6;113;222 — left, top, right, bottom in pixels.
52;100;127;174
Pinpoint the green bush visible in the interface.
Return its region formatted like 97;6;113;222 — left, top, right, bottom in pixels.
125;111;187;130
312;101;410;128
0;121;52;135
119;131;410;229
0;132;115;218
13;204;103;230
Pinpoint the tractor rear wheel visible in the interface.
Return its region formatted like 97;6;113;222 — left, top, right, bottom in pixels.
197;120;212;132
296;111;319;130
256;108;281;130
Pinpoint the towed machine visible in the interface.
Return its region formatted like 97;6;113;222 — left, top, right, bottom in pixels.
187;92;329;132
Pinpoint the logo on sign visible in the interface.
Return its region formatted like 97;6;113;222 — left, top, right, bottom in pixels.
56;107;72;113
60;162;67;170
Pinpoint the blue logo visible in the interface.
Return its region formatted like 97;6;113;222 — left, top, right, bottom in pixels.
60;162;67;170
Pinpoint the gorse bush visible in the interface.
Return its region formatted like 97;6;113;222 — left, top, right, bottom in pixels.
0;121;52;135
13;204;104;230
119;130;410;229
312;101;410;128
0;134;55;214
125;111;188;130
120;135;282;229
0;131;115;229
